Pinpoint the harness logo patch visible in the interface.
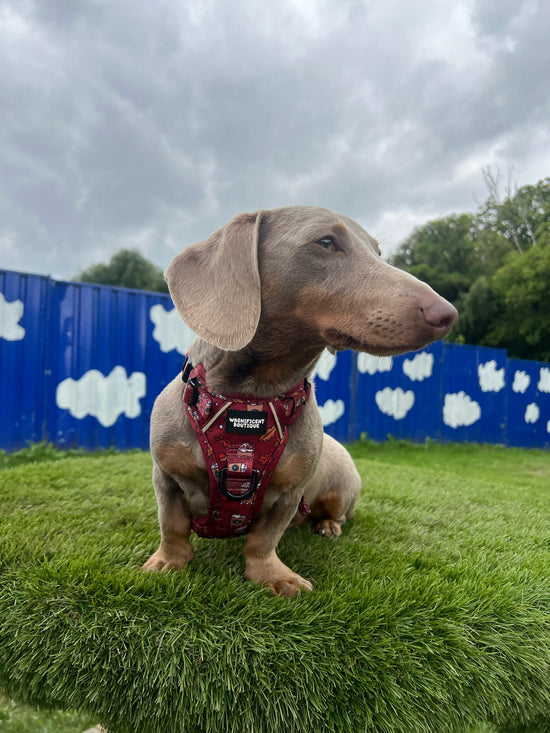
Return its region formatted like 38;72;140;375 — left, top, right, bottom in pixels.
226;409;268;435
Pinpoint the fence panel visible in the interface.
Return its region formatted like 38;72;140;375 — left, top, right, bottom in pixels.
353;341;444;442
0;271;51;451
507;358;550;449
1;268;549;451
440;343;507;445
48;281;188;450
311;349;355;442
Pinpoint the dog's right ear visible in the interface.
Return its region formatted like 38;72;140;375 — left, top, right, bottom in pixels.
165;211;264;351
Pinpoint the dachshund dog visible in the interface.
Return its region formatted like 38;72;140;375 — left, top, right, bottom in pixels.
143;206;457;596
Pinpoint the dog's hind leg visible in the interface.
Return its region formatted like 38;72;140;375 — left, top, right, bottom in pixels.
310;491;347;537
306;434;361;538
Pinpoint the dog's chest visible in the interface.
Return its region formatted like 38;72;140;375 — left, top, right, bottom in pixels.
181;361;311;537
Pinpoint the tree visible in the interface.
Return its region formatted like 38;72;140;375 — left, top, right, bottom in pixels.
488;245;550;361
391;175;550;360
453;275;505;349
390;213;482;304
76;249;168;293
479;169;550;252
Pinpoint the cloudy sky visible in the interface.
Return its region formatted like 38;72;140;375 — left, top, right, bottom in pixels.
1;0;549;280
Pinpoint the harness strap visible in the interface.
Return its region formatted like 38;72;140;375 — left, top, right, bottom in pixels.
182;360;311;539
268;401;284;440
202;401;232;433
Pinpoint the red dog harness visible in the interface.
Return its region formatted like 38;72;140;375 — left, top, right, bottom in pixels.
182;361;311;538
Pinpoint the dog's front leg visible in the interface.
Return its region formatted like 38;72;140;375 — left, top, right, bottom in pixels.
243;490;312;597
142;464;195;572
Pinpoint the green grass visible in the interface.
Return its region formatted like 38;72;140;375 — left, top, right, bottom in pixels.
0;441;548;733
0;694;97;733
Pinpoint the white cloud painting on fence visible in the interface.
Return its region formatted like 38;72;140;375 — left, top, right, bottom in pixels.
0;292;25;341
443;392;481;428
312;349;338;381
375;387;415;420
478;360;505;392
318;399;345;426
150;304;195;355
357;354;393;375
402;352;434;381
538;368;550;393
56;366;146;427
512;370;530;394
524;403;540;424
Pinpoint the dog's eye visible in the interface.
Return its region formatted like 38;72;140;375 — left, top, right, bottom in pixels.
317;237;339;252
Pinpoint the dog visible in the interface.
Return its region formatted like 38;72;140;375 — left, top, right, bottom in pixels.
142;206;458;596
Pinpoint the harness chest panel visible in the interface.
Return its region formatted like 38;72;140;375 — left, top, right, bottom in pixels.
182;362;310;539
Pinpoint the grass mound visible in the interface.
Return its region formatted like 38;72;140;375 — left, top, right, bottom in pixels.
0;442;549;733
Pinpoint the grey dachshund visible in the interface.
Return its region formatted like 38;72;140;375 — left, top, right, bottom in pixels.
143;206;457;596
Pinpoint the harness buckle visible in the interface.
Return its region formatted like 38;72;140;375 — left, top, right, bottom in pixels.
181;358;194;383
184;377;199;406
219;468;260;501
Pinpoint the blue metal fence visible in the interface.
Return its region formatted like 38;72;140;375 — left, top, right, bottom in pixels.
1;268;549;451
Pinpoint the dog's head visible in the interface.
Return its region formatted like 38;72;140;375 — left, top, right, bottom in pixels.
165;206;458;356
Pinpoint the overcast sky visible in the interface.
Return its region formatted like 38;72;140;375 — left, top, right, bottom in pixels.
1;0;549;281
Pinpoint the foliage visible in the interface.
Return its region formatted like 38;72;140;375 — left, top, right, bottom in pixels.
453;276;505;348
479;172;550;252
1;445;549;733
390;213;483;303
489;246;550;361
390;176;550;360
76;248;168;293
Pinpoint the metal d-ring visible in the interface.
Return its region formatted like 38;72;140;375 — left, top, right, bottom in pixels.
219;468;260;500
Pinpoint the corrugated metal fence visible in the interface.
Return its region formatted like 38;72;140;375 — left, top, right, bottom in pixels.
1;269;549;451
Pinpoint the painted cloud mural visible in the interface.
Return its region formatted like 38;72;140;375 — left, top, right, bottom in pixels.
402;351;433;381
443;392;481;428
512;370;530;394
538;368;550;393
0;292;25;341
375;387;415;420
357;353;393;375
150;304;195;355
478;360;505;392
318;398;345;426
56;366;146;427
524;403;540;424
312;349;338;381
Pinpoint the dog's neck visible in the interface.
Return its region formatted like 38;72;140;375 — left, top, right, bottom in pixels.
188;326;325;398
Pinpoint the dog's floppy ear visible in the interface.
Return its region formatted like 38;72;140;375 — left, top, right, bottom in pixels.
165;211;264;351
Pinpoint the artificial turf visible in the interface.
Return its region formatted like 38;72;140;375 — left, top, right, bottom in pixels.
0;441;548;733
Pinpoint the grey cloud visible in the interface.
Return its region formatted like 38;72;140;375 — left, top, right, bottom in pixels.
1;0;549;279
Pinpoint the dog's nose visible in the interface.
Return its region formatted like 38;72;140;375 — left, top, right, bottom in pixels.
420;299;458;335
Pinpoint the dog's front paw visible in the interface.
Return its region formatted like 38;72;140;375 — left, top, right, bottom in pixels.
267;575;313;597
245;552;313;597
142;545;194;572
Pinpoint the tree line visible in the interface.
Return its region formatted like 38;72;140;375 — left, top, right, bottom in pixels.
77;249;169;294
389;172;550;362
76;172;550;362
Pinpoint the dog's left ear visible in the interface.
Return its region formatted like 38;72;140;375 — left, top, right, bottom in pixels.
165;211;264;351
